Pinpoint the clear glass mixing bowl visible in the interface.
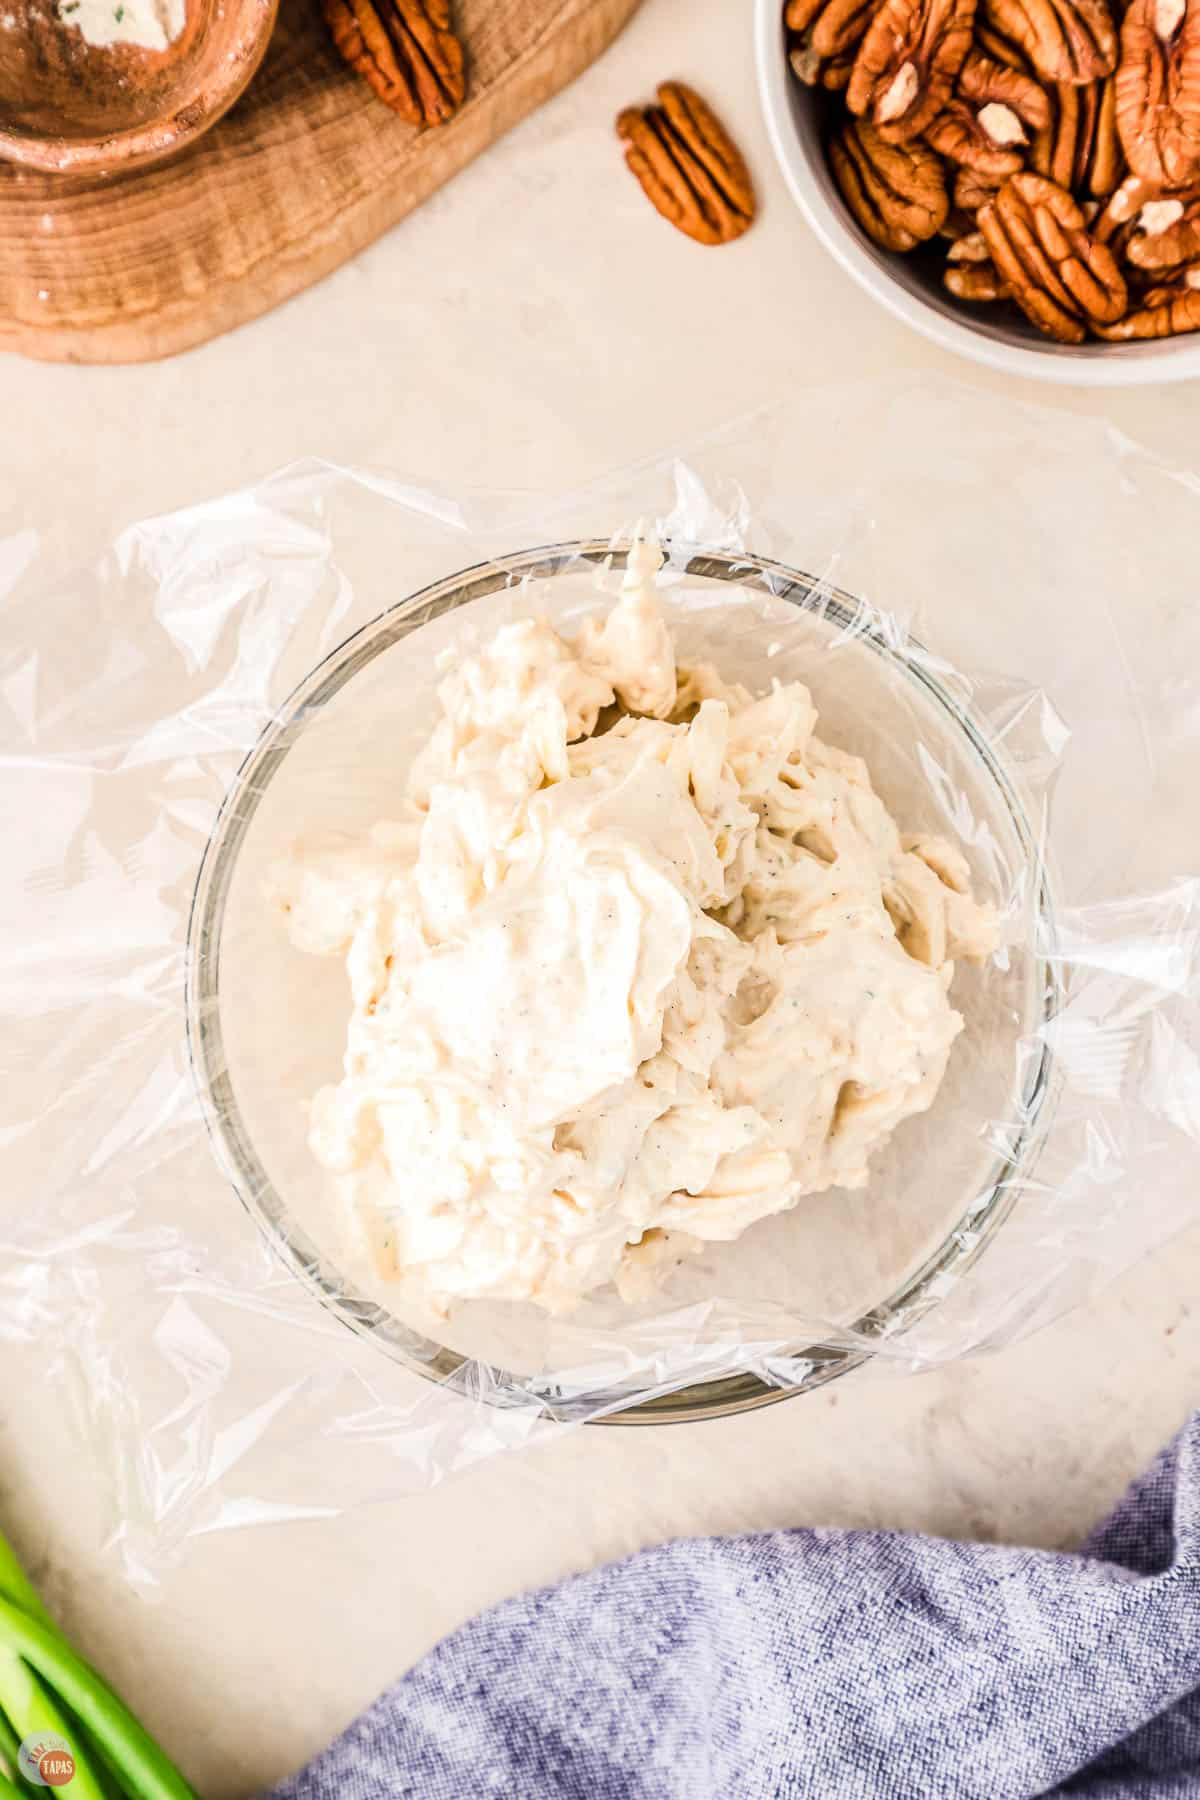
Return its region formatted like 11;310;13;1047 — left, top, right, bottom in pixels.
186;542;1060;1424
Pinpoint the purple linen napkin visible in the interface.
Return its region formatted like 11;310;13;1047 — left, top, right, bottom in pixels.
270;1413;1200;1799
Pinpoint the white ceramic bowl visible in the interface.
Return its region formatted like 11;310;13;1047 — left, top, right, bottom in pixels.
753;0;1200;386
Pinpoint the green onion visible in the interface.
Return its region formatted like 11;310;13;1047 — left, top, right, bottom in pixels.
0;1531;196;1800
0;1536;47;1624
0;1534;95;1793
0;1653;109;1799
0;1708;19;1773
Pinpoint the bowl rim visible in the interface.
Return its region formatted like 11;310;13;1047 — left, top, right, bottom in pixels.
185;539;1063;1427
752;0;1200;388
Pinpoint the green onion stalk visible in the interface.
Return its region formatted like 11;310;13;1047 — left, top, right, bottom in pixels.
0;1528;195;1798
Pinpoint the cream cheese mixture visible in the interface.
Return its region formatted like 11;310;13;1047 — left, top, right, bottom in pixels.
270;541;998;1314
56;0;182;51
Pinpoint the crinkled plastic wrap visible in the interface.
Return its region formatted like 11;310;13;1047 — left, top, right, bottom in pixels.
4;377;1200;1579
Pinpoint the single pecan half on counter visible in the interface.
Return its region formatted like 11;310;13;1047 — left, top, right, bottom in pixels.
1093;262;1200;329
786;0;880;86
617;84;756;245
978;170;1127;335
830;117;950;245
1116;0;1200;187
324;0;466;124
847;0;977;142
983;0;1117;84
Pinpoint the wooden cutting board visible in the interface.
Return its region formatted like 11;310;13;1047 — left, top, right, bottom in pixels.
0;0;642;364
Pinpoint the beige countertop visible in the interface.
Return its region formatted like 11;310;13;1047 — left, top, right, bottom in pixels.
3;0;1199;1794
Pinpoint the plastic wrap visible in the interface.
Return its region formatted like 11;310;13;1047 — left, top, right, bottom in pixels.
4;375;1200;1579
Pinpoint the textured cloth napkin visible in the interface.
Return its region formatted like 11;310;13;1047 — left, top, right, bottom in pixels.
271;1413;1200;1799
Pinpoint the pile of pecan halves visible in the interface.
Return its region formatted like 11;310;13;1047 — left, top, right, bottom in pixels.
786;0;1200;340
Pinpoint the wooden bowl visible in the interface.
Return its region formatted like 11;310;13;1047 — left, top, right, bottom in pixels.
0;0;279;174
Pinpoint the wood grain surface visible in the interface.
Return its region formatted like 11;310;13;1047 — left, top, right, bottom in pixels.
0;0;643;365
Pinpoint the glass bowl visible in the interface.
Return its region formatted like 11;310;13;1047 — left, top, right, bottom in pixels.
186;541;1060;1424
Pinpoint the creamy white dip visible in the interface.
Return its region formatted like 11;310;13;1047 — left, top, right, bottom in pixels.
56;0;182;51
270;541;997;1314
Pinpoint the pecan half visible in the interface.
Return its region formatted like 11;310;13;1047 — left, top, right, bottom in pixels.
791;42;863;88
323;0;466;125
1033;80;1093;183
617;84;756;246
946;224;994;253
978;169;1127;335
975;20;1038;68
786;0;881;85
954;162;1007;208
1116;0;1200;188
1094;168;1160;233
1126;185;1200;262
821;50;861;87
1090;73;1124;193
1033;75;1122;193
847;0;977;142
983;0;1118;83
926;96;1029;172
830;117;951;245
1092;260;1200;328
960;45;1053;126
944;257;1014;292
939;203;984;233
